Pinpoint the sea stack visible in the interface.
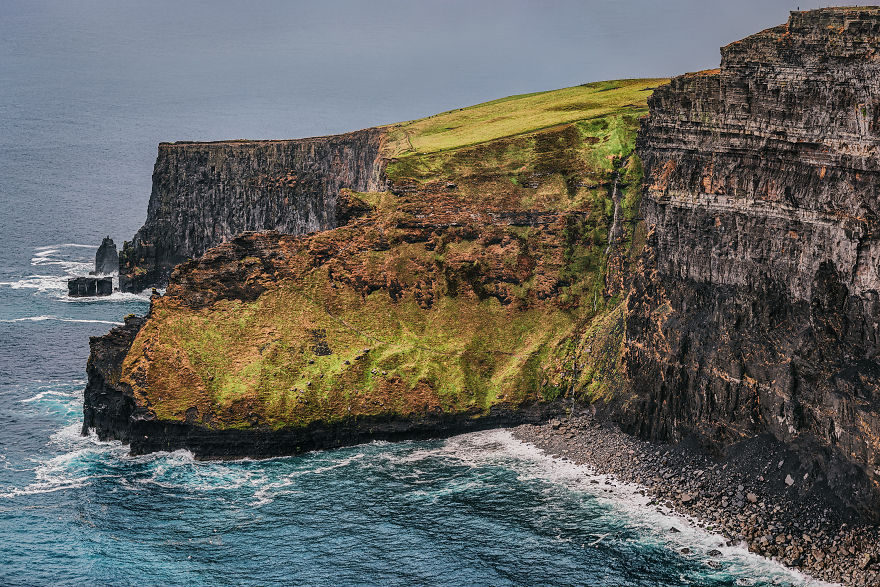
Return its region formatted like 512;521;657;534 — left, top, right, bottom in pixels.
68;276;112;297
93;236;118;275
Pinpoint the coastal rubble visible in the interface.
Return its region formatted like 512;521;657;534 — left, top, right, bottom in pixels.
514;415;880;586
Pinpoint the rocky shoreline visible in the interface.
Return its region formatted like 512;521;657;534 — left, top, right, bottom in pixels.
512;415;880;586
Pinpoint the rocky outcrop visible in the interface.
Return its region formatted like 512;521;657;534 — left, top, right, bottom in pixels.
82;81;655;457
629;8;880;515
119;128;386;292
92;236;118;275
82;314;147;440
81;305;563;458
68;276;112;297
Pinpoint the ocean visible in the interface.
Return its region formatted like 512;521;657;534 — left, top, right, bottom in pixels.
0;1;831;585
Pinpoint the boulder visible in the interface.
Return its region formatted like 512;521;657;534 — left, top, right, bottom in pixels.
96;277;113;295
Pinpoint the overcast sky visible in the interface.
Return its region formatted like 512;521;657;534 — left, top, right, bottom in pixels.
3;0;877;140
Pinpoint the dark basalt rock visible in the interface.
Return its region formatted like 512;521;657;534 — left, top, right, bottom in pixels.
67;276;112;297
92;236;118;275
629;7;880;515
119;128;387;292
82;315;147;440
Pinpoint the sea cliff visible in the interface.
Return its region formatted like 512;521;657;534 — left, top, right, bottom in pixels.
119;129;385;292
624;7;880;515
79;7;880;584
84;3;880;554
86;80;657;455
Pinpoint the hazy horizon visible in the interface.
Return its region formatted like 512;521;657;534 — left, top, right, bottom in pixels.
2;0;876;250
3;1;874;143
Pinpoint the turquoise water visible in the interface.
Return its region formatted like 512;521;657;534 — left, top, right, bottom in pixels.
0;1;833;584
0;247;825;585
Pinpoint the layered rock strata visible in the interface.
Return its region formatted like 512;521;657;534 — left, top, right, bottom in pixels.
119;128;386;292
629;7;880;514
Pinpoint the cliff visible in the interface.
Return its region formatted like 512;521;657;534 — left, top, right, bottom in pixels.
626;7;880;514
85;10;880;518
85;79;661;457
119;128;386;292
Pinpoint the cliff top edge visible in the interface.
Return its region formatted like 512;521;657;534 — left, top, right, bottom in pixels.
158;126;386;149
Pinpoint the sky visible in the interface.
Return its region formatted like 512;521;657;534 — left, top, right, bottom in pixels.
1;0;878;267
3;0;874;142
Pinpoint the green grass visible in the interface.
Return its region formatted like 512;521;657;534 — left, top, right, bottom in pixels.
130;269;575;428
120;77;669;430
384;79;666;157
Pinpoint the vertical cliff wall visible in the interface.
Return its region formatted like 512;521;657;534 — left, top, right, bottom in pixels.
630;8;880;512
119;127;386;292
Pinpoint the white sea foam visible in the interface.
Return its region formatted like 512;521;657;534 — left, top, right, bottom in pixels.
0;393;836;587
1;315;123;325
0;423;125;499
251;454;366;506
437;430;835;587
20;388;79;403
58;290;150;303
34;243;95;250
0;274;69;292
2;244;152;304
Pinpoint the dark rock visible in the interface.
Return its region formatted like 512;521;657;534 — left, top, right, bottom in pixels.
119;128;387;292
96;277;112;296
628;6;880;517
93;236;118;275
67;276;112;297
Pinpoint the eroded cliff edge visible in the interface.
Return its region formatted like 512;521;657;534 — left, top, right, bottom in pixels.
84;9;880;519
119;128;386;292
627;7;880;514
85;80;657;457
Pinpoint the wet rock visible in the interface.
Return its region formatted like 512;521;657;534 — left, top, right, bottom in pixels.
67;276;112;297
93;236;118;275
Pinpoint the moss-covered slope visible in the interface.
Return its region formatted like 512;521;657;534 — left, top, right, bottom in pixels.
87;78;666;448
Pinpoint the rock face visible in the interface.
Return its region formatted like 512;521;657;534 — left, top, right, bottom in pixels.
68;276;112;297
628;8;880;514
119;128;386;292
82;315;147;441
93;236;118;275
81;299;564;459
82;81;655;459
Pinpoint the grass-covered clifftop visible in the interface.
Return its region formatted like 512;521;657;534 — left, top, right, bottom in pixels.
109;78;667;432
